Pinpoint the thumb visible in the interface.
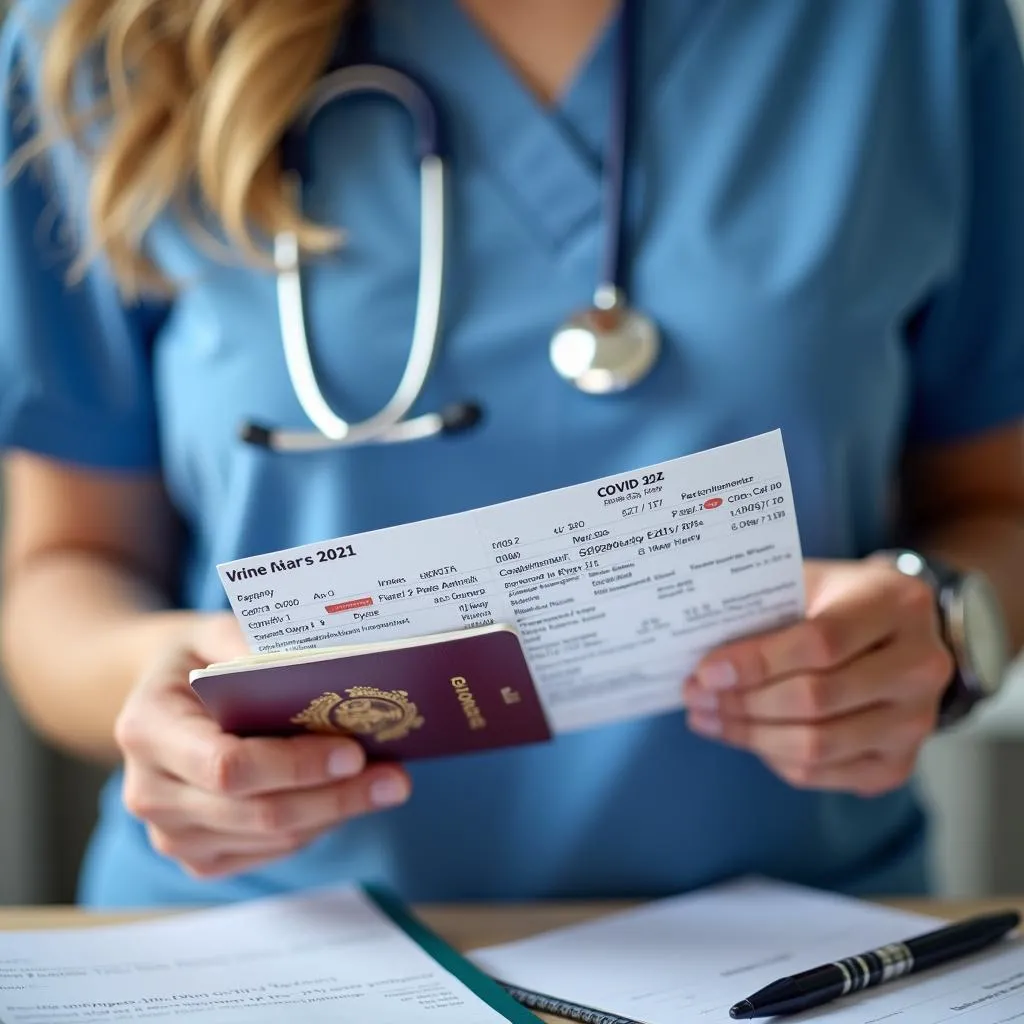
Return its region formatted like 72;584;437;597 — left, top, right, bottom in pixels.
189;612;250;666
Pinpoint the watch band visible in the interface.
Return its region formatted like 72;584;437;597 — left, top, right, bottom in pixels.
875;549;1001;729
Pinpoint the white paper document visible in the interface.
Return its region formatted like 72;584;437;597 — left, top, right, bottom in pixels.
218;430;806;733
469;878;1024;1024
0;888;527;1023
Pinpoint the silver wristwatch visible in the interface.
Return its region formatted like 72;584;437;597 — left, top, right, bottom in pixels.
879;549;1011;727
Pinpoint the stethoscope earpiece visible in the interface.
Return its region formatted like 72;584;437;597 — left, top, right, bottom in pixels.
239;422;274;448
440;402;483;433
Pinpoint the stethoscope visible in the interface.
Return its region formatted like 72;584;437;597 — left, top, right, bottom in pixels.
241;0;659;453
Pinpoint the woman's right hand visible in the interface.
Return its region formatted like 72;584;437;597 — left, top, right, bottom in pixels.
114;613;412;879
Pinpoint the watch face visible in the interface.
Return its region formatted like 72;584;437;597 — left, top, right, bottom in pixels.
960;574;1011;696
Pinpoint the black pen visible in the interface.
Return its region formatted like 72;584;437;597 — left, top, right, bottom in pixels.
729;910;1021;1019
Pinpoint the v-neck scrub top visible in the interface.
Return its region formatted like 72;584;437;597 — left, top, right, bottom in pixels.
3;0;1024;908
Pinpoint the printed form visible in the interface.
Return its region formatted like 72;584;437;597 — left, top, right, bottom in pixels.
219;430;806;733
469;878;1024;1024
0;888;521;1023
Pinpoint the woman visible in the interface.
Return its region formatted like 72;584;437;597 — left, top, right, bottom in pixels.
1;0;1022;908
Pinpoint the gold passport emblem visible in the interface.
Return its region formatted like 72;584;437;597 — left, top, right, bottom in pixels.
291;686;424;742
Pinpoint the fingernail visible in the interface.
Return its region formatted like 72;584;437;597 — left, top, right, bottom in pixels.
370;775;409;808
327;746;363;778
683;688;718;712
689;713;722;737
698;661;738;690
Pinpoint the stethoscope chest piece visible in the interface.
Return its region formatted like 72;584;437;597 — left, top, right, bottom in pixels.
549;286;660;395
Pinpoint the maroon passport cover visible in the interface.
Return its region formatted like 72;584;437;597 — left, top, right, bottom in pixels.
190;628;553;761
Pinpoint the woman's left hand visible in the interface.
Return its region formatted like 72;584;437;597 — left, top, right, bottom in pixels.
682;557;955;797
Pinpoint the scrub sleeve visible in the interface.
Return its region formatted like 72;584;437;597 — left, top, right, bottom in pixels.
905;0;1024;443
0;13;165;472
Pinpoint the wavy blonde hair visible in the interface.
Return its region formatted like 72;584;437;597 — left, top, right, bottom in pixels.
31;0;354;296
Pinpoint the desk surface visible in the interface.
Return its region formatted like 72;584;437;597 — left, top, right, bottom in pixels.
1;898;1021;1023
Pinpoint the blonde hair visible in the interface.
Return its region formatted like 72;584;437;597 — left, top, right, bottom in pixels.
31;0;354;296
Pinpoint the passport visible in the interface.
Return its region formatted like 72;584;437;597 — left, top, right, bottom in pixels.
189;624;553;761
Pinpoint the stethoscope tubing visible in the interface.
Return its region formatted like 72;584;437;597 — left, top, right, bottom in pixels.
272;149;446;447
243;62;455;451
243;2;644;452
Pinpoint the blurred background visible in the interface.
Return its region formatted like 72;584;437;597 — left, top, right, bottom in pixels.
2;2;1024;906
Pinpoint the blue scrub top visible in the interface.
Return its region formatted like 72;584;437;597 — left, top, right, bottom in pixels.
3;0;1024;908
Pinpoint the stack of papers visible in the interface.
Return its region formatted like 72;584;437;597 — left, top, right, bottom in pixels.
2;878;1020;1023
469;878;1024;1024
0;887;535;1023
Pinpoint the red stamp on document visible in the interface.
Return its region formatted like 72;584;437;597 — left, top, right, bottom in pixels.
325;597;374;614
